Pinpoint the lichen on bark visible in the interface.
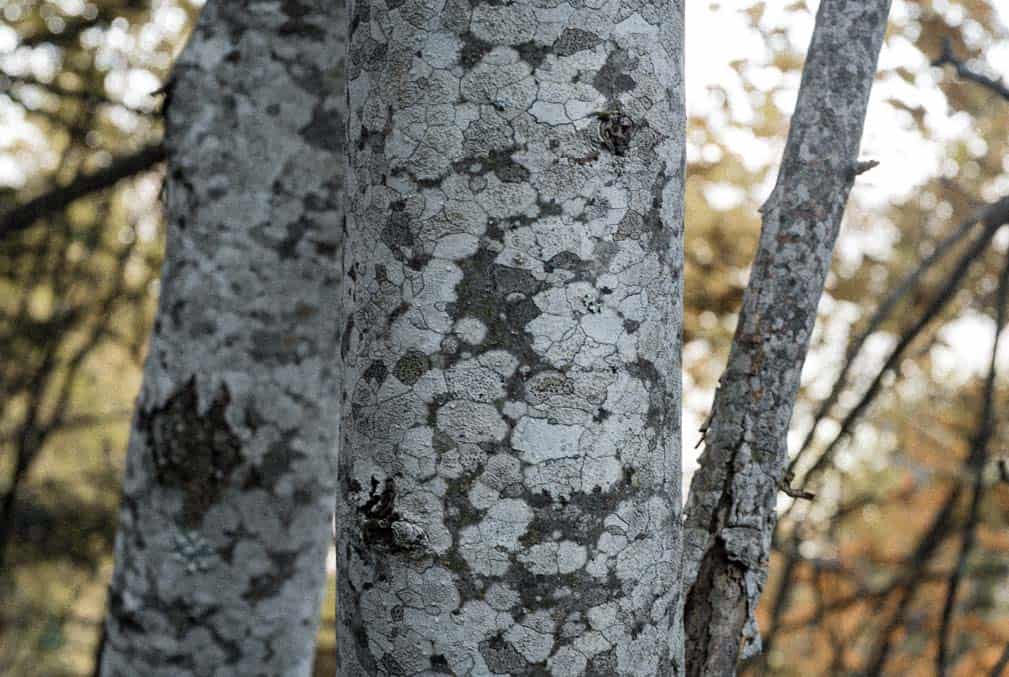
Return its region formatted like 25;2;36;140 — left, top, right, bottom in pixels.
335;0;685;674
680;1;892;674
99;1;347;675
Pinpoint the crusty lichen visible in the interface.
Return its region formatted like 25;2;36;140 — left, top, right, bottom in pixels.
336;0;686;672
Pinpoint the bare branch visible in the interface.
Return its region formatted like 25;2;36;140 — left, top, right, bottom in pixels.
933;37;1009;102
18;1;147;49
788;206;983;479
864;485;964;676
853;159;880;176
791;196;1009;494
1;72;156;114
936;249;1009;675
0;144;164;240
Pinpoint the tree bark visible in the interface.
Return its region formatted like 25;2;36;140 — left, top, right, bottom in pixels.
681;1;891;674
99;1;346;675
334;0;685;673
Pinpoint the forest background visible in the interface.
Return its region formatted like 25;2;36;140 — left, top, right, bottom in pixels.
2;0;1009;674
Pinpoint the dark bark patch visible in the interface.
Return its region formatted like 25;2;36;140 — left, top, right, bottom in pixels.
299;104;344;150
460;32;493;68
544;251;592;275
243;433;298;491
356;477;430;555
448;248;544;367
250;328;300;363
107;588;145;635
341;315;355;359
554;28;602;56
394;350;429;385
480;633;528;673
596;112;634;156
363;360;389;384
514;40;549;69
381;654;407;674
278;0;326;39
592;49;639;100
493;264;540;295
586;648;618;676
139;379;242;528
454;148;530;184
382;210;414;248
683;537;747;677
243;550;298;602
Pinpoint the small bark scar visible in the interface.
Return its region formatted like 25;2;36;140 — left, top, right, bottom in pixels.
594;109;635;156
358;477;431;557
138;379;241;528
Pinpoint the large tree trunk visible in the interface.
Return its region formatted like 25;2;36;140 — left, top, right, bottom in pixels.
681;1;891;675
334;0;685;673
99;1;346;675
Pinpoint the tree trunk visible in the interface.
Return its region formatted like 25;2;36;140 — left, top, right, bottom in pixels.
681;1;891;675
334;0;685;673
99;1;346;674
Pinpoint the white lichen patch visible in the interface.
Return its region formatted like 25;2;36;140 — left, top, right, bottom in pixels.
459;499;534;576
437;400;509;443
512;417;582;464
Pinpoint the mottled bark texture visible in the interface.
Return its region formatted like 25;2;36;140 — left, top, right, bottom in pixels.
334;0;684;673
100;1;345;675
681;1;891;674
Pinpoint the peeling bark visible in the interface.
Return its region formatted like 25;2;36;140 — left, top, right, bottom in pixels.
334;0;685;673
99;1;346;674
681;1;891;674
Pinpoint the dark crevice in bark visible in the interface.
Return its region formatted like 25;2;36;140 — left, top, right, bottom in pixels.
138;379;241;528
684;537;747;677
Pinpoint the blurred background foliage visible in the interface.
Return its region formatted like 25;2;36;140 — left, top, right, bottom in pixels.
1;0;1008;674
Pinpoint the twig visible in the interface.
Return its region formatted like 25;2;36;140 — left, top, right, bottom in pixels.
933;37;1009;102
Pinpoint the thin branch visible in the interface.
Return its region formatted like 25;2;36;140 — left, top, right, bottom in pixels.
18;1;147;49
789;207;982;478
1;73;156;115
864;485;964;676
933;37;1009;102
681;2;892;673
0;236;134;561
0;144;164;240
792;196;1009;493
936;249;1009;675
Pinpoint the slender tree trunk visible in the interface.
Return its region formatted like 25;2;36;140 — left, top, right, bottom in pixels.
334;0;685;673
681;1;891;675
99;1;346;674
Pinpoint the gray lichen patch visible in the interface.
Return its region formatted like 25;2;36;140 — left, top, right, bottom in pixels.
139;379;241;528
